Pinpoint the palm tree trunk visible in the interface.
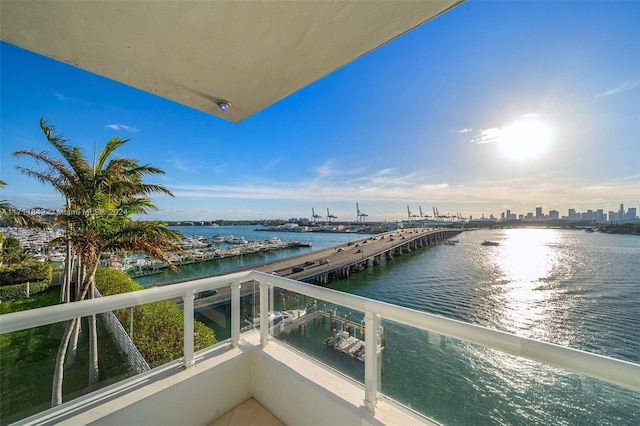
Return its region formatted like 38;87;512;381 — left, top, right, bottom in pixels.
75;257;83;300
66;257;83;366
64;318;81;368
51;317;76;407
63;239;73;302
83;263;100;385
51;262;97;406
88;277;99;385
61;199;72;304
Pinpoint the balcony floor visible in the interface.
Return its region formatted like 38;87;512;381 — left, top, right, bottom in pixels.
209;398;284;426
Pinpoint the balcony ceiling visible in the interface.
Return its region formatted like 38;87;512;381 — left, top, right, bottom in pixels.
0;0;462;122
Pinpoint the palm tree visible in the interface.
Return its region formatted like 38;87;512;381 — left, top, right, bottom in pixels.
0;179;49;229
0;180;49;266
14;118;184;406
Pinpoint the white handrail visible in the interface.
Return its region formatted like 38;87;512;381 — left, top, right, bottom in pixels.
0;271;250;333
1;270;638;395
263;272;640;392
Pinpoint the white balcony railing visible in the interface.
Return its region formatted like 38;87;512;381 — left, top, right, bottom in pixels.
2;270;639;422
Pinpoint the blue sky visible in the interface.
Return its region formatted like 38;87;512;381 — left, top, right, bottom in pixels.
1;1;639;222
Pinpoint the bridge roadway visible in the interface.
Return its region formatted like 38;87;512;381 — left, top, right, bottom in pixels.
187;227;462;310
252;227;462;284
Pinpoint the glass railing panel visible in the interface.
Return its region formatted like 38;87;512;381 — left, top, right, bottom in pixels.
0;316;133;425
193;285;235;344
267;286;365;384
378;319;640;425
238;280;260;335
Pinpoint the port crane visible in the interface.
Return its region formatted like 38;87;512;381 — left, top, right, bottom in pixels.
327;208;337;222
356;203;368;222
407;205;420;221
419;206;430;219
311;207;322;222
433;207;448;220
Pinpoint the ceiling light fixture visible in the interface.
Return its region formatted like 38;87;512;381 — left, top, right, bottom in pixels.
217;101;230;112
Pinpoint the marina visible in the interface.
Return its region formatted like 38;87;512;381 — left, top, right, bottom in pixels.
124;236;312;277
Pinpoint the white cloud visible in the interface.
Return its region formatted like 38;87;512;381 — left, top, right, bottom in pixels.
313;159;366;180
165;166;454;204
314;160;333;178
165;154;201;173
105;123;140;133
53;92;91;105
595;80;640;98
262;155;282;170
469;113;546;145
458;128;472;134
471;127;503;144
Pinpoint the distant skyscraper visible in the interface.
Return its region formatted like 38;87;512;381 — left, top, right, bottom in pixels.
628;207;637;220
549;210;559;220
568;208;577;219
619;204;625;219
536;207;543;219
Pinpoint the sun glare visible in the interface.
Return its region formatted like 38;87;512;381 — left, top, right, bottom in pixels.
498;115;554;162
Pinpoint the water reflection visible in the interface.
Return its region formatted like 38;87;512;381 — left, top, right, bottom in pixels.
489;229;560;339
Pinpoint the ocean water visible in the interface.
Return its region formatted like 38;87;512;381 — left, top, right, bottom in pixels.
142;226;639;424
324;228;640;424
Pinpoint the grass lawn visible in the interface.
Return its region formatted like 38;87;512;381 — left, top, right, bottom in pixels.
0;287;131;425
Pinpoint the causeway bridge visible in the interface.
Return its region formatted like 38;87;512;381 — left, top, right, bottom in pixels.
188;227;462;311
251;227;463;285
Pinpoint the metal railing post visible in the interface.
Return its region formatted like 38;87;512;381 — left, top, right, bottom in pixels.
231;282;241;347
259;281;270;346
364;311;380;412
183;290;195;367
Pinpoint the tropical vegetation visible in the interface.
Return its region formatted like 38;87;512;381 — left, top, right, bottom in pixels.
12;118;185;406
95;268;216;367
0;179;49;231
0;286;130;425
0;260;52;301
0;267;216;424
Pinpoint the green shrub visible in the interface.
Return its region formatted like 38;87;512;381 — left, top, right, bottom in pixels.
94;267;217;368
0;280;50;301
95;267;143;294
0;262;52;287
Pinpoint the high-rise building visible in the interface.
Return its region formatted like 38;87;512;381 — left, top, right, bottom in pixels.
627;207;637;220
549;210;559;220
536;207;543;219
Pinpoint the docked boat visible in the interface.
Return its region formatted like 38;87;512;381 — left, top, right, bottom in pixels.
225;236;248;244
47;251;66;262
248;309;306;328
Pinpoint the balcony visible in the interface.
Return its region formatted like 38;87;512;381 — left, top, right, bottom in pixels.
2;271;639;425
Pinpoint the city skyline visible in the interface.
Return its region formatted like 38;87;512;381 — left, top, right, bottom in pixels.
1;1;639;222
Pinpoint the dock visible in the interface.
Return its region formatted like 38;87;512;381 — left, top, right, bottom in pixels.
270;308;385;362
